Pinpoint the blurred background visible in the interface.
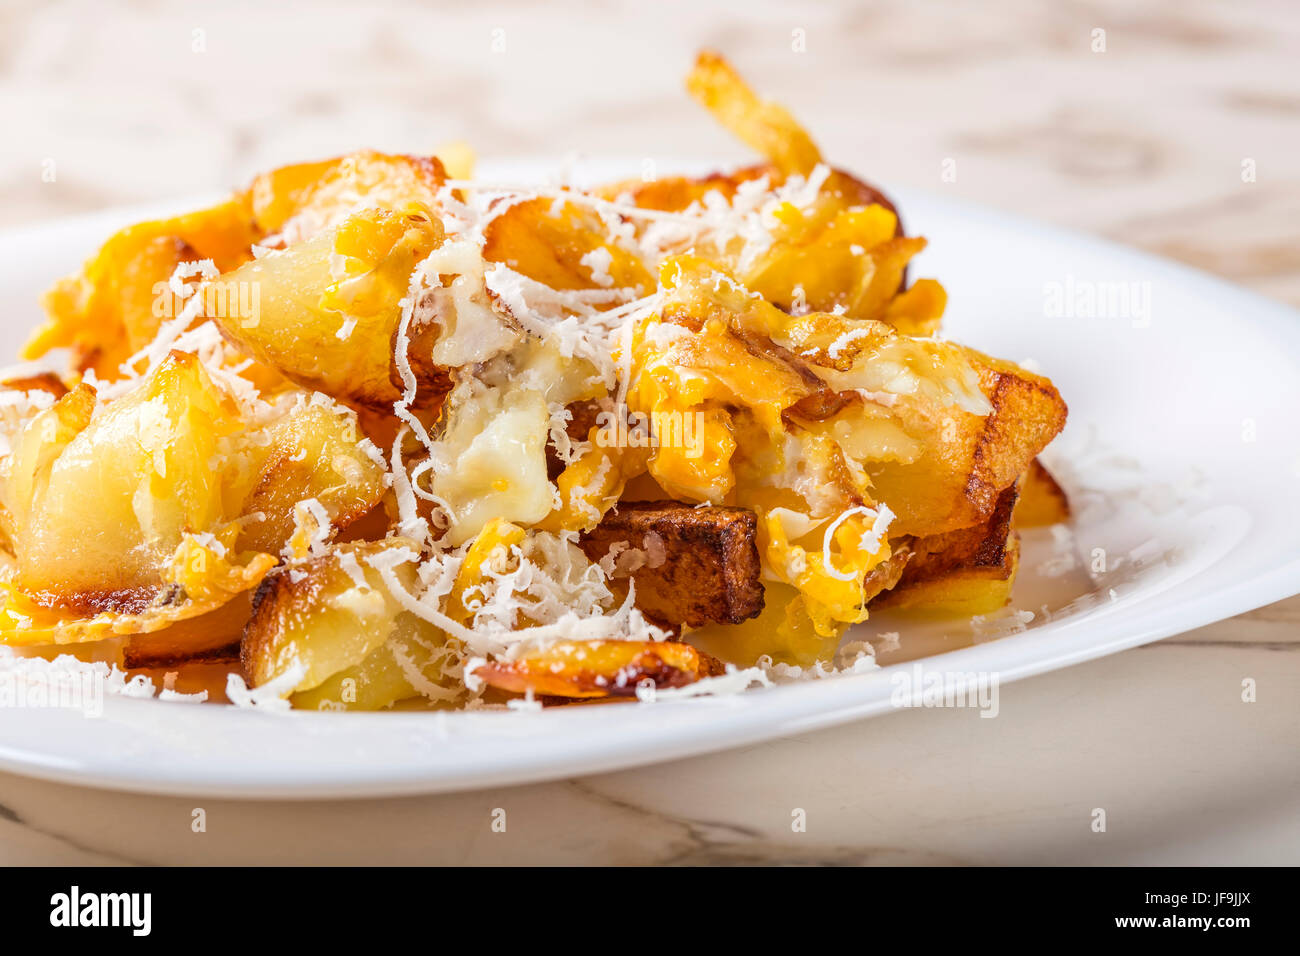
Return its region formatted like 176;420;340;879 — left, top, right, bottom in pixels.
4;0;1298;306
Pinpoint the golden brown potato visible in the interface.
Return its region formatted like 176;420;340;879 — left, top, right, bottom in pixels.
872;483;1020;616
598;164;771;211
604;163;893;225
121;593;252;668
483;197;654;295
473;639;718;699
29;199;257;377
0;372;69;400
0;536;276;647
242;541;404;690
600;163;916;318
248;151;447;242
0;351;384;650
242;539;461;709
686;50;822;176
671;52;930;321
863;351;1068;538
0;354;241;603
213;205;449;408
1015;457;1071;528
235;398;387;556
871;537;1019;617
578;501;764;629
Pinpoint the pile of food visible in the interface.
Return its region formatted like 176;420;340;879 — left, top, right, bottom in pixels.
0;53;1068;710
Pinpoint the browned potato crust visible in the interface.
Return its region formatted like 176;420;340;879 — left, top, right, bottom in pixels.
121;594;252;669
1015;457;1071;528
474;639;713;699
872;483;1021;614
866;352;1067;538
0;372;69;400
579;501;764;629
686;50;823;175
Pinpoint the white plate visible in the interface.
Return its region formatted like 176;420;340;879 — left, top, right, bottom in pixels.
0;161;1297;798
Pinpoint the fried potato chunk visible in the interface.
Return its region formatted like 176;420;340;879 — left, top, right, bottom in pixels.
872;483;1020;616
602;164;921;323
1;354;243;603
0;534;275;646
235;398;387;556
483;197;655;295
862;351;1068;538
1015;457;1071;528
473;639;718;699
686;51;822;176
248;151;447;244
578;501;765;629
242;539;461;709
0;352;385;650
214;205;449;408
29;199;257;377
121;594;253;668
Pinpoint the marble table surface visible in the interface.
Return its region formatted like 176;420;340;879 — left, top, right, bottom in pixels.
1;0;1297;865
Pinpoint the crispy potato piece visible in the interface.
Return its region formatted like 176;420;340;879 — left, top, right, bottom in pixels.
214;205;449;408
601;164;913;314
600;164;771;212
483;197;654;295
0;372;68;400
864;352;1068;538
235;399;387;556
686;51;821;175
121;593;252;668
0;354;242;602
0;352;381;650
603;164;896;221
474;639;716;699
249;151;446;242
2;356;379;606
676;54;930;321
0;536;275;646
747;211;920;321
29;200;256;377
242;540;410;690
872;483;1020;615
579;501;764;629
242;540;461;709
872;537;1019;617
1015;457;1071;528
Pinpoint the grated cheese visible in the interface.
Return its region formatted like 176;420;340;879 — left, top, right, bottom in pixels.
225;663;306;713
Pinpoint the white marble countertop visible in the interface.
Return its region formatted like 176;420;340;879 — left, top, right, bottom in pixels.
1;0;1297;865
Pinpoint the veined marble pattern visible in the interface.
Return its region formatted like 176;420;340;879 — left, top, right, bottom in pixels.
0;0;1297;864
